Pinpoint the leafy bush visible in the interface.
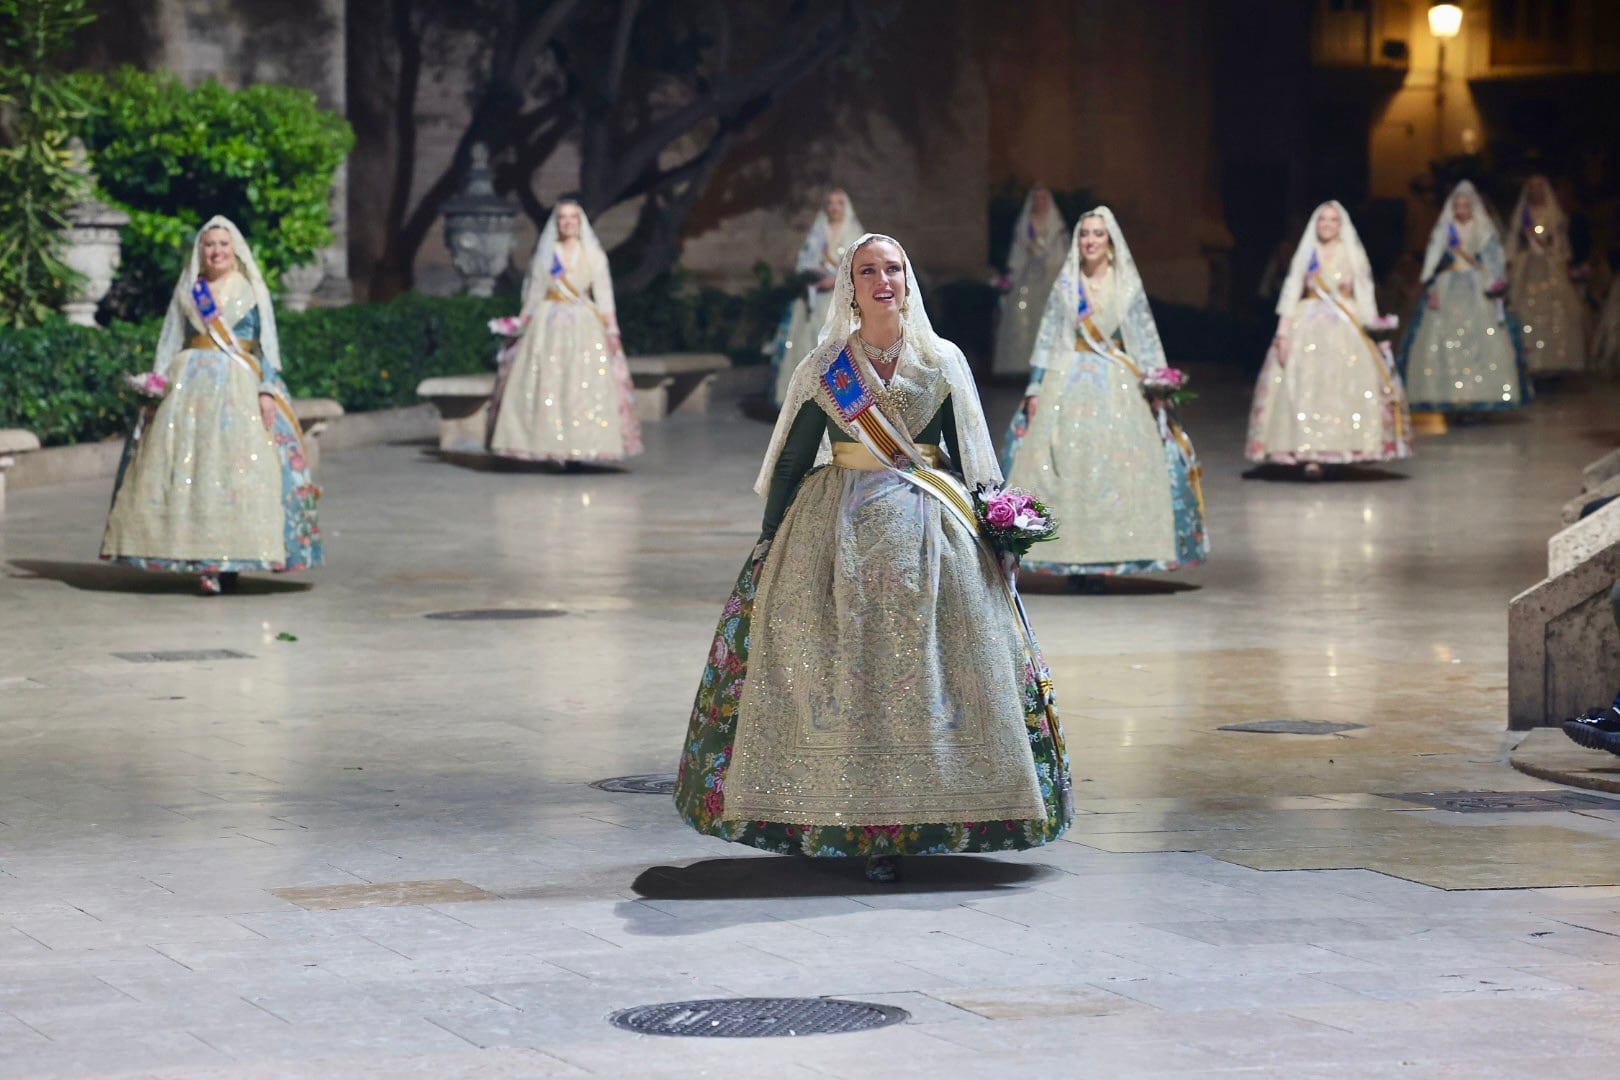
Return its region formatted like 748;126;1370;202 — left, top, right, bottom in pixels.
0;0;94;326
69;66;353;321
278;294;508;413
618;262;797;365
0;316;158;443
0;274;796;445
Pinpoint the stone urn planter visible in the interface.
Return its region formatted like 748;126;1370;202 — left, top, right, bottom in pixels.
279;260;326;313
60;138;129;328
442;143;516;297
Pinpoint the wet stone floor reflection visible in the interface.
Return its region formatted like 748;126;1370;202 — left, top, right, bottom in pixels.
5;370;1620;1077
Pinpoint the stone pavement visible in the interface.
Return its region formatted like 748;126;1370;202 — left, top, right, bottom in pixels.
5;369;1620;1077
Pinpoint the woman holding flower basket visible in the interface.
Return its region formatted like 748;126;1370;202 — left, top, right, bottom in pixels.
101;217;321;595
1003;207;1208;579
674;233;1073;884
487;199;641;463
1246;201;1411;475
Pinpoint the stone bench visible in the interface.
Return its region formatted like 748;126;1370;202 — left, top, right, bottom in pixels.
0;429;41;512
1509;448;1620;728
292;398;343;479
416;353;731;452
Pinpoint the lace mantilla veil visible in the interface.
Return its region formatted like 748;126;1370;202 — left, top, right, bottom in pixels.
1007;186;1068;279
520;200;615;319
152;215;281;373
755;232;1002;495
1030;205;1166;372
1505;176;1571;265
1421;181;1502;282
1275;200;1380;327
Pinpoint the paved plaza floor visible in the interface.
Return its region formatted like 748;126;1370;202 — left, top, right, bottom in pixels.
6;369;1620;1077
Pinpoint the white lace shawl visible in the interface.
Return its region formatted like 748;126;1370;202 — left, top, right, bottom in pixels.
521;201;616;324
1421;181;1503;282
755;232;1001;495
1006;186;1068;280
1029;206;1166;372
1275;200;1379;328
152;215;281;373
1505;177;1572;265
793;193;863;280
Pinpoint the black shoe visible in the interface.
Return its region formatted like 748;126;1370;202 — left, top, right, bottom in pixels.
865;854;900;884
1561;706;1620;755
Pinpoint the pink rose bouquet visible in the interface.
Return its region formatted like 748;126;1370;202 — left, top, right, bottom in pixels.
123;371;169;399
1139;366;1195;408
972;484;1058;560
488;315;528;338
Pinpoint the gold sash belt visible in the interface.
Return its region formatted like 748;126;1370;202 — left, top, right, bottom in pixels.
832;441;941;471
189;334;258;355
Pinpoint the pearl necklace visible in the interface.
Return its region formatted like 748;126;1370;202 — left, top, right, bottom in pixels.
856;331;904;367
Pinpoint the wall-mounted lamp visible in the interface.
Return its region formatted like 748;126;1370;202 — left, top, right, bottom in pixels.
1428;4;1463;155
1428;3;1464;40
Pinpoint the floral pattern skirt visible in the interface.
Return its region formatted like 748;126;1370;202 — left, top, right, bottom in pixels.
673;554;1072;857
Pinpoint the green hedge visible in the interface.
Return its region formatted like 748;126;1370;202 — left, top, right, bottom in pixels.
0;274;798;446
0;296;508;445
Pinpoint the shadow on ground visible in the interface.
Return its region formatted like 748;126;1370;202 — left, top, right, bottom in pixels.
611;856;1057;935
6;560;312;594
1241;464;1410;483
423;448;629;475
1017;574;1200;596
632;855;1053;900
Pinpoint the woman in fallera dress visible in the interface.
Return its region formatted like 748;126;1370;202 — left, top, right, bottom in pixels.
1246;200;1412;477
487;199;641;464
1002;208;1207;580
992;184;1068;378
1506;175;1588;378
675;233;1073;884
101;216;321;595
1398;180;1527;413
767;188;863;408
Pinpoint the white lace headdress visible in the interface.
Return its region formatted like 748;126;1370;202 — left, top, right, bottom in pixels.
152;214;281;373
1031;206;1166;371
1505;175;1570;264
756;232;1001;494
1006;185;1068;278
1421;180;1501;281
521;200;614;316
796;190;864;276
1275;200;1379;327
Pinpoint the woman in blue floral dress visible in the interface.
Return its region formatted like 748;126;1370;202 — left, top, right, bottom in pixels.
101;217;321;594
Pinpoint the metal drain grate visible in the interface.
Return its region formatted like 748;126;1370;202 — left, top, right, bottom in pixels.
113;649;254;663
1379;790;1620;813
609;997;908;1038
422;609;565;621
1219;720;1366;735
591;774;677;795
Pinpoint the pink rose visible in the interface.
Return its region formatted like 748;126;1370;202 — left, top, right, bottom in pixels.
985;496;1017;528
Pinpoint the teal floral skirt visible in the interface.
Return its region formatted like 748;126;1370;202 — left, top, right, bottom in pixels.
673;555;1073;857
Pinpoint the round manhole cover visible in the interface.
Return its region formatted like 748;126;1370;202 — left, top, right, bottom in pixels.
609;997;908;1038
422;609;566;621
1218;720;1365;735
590;774;677;795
